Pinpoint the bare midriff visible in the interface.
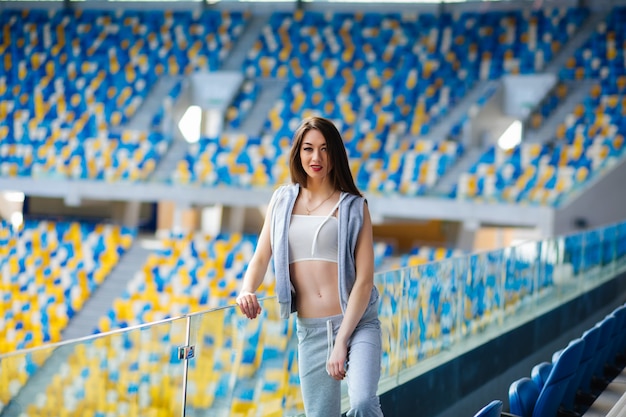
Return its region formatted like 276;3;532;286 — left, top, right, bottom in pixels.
290;260;341;318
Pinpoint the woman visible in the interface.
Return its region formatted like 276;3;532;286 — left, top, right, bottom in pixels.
236;116;384;417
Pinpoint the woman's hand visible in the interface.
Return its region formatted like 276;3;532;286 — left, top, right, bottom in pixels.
236;291;262;319
326;341;348;381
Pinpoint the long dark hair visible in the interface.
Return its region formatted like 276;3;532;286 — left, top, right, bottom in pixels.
289;116;362;197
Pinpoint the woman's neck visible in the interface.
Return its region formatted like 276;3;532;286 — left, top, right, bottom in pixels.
302;182;335;198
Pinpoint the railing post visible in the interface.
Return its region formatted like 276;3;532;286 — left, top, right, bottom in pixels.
179;315;193;417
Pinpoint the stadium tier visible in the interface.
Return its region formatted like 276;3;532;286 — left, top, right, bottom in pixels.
241;8;587;138
0;219;135;354
454;83;626;205
0;8;247;180
2;7;625;206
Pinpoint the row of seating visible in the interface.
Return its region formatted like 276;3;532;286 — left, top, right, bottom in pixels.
384;245;465;269
245;8;587;142
1;129;171;181
171;132;464;196
507;302;626;416
560;7;626;81
1;9;246;125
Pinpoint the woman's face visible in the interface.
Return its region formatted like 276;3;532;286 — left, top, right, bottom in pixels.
300;129;332;181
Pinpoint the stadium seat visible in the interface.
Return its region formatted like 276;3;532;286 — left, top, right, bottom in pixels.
530;361;552;390
604;305;626;376
561;324;601;412
588;315;617;392
473;399;503;417
509;338;585;417
509;377;540;417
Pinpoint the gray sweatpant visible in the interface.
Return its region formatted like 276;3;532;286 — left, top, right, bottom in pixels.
296;310;384;417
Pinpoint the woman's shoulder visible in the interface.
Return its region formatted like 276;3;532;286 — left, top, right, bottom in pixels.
340;191;365;204
270;183;298;206
339;192;366;216
275;183;297;192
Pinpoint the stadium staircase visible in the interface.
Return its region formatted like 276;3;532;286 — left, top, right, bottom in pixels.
417;80;500;145
221;13;270;72
123;75;185;132
234;77;289;137
150;130;191;183
221;12;288;137
524;79;596;144
0;339;77;417
431;146;487;197
61;240;152;341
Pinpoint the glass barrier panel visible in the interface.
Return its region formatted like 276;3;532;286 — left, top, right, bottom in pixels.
398;261;458;368
0;318;189;417
185;299;302;417
563;232;585;280
617;221;626;272
397;266;425;372
414;261;454;358
537;240;555;296
376;269;404;388
601;224;618;279
539;237;570;302
485;249;505;328
518;241;542;300
446;258;466;349
436;258;462;351
462;252;497;336
503;244;535;316
0;343;53;416
454;256;471;337
419;262;441;360
582;228;603;283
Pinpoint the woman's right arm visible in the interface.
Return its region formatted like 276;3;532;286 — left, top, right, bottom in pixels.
236;199;275;319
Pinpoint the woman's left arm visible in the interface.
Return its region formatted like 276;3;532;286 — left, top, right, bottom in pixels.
327;202;376;380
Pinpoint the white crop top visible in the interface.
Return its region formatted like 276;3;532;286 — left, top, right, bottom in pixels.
288;200;340;264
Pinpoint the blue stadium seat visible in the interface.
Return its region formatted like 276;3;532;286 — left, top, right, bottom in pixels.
509;338;585;417
588;315;617;392
561;324;601;413
473;399;503;417
509;377;540;417
604;305;626;375
530;361;552;390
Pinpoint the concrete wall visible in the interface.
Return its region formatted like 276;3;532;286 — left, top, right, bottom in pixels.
554;158;626;235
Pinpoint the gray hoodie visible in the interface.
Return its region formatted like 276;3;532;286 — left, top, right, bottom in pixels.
269;183;380;319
